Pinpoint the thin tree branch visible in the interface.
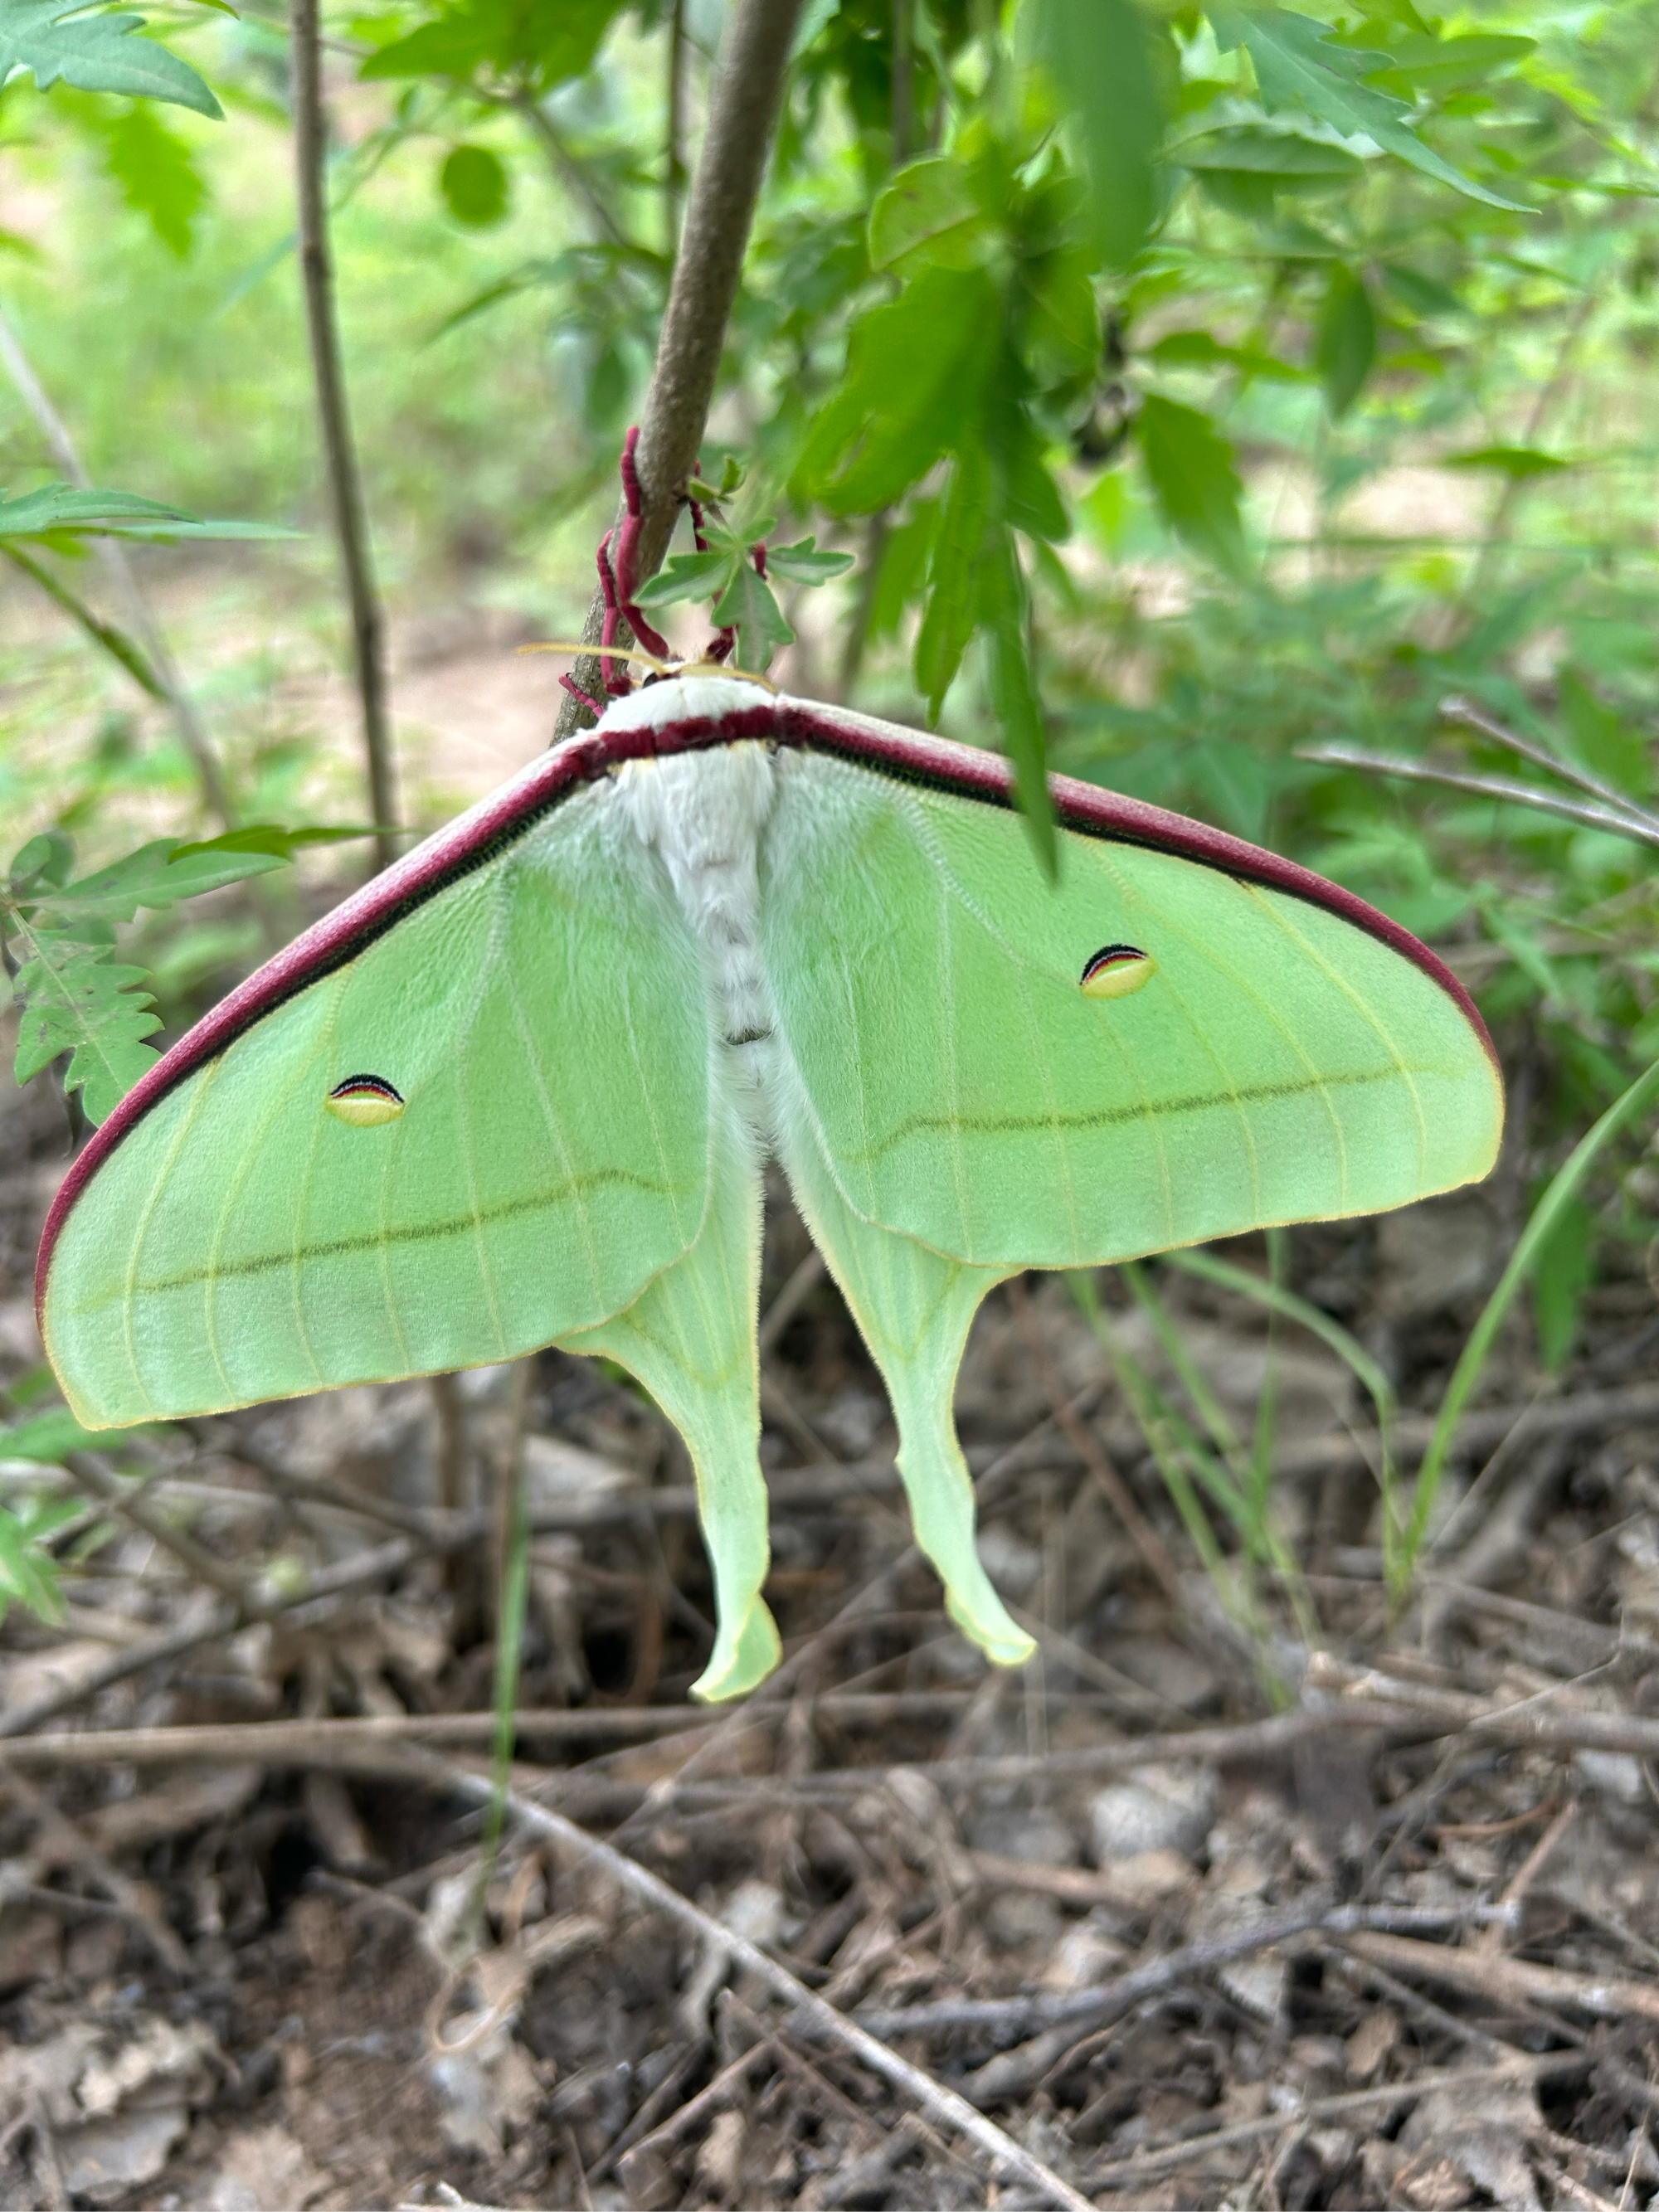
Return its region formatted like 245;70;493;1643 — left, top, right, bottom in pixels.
1297;743;1659;853
555;0;805;736
289;0;399;871
0;308;233;826
665;0;687;256
509;89;629;248
1438;693;1659;828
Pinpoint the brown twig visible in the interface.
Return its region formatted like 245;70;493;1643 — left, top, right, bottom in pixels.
0;1693;985;1771
0;1768;191;1975
1297;743;1659;852
61;1451;263;1614
854;1899;1520;2049
1081;2054;1591;2192
1438;695;1659;829
555;0;805;734
289;0;399;869
1340;1928;1659;2027
1309;1652;1659;1763
0;1534;418;1741
421;1752;1099;2212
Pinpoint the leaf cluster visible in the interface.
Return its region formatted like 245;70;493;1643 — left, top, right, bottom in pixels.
1;829;304;1122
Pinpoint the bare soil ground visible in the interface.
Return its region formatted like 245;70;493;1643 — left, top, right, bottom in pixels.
3;786;1659;2210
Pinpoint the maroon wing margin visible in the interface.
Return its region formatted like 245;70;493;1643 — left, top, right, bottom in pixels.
36;688;1498;1325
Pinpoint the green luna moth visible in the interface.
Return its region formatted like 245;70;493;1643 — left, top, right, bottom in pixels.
36;673;1503;1699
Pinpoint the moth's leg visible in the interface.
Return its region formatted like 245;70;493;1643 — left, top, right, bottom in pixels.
561;1100;779;1700
776;1121;1035;1671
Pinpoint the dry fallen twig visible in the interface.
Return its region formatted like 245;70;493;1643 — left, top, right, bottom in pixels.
421;1751;1099;2212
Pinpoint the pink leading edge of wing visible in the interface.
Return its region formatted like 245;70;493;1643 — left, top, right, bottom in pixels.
35;689;1501;1328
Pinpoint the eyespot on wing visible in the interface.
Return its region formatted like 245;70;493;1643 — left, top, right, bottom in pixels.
1080;943;1155;999
326;1074;405;1127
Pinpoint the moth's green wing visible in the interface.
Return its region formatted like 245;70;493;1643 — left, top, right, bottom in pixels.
763;750;1502;1268
43;790;713;1427
776;1107;1033;1670
562;1096;781;1702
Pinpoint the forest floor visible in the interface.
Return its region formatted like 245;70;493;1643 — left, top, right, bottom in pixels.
3;634;1659;2210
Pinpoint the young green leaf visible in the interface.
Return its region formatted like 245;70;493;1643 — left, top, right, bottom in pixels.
712;560;795;673
1034;0;1163;268
100;102;207;257
868;157;986;275
0;1407;129;1464
1443;445;1568;478
46;839;288;921
359;0;619;90
173;823;382;860
440;144;509;227
978;525;1057;878
1135;395;1248;574
0;483;302;543
915;450;993;721
0;1496;81;1627
1211;7;1529;214
12;946;163;1121
795;265;1000;515
762;537;854;587
0;0;222;118
1315;265;1376;416
630;547;733;608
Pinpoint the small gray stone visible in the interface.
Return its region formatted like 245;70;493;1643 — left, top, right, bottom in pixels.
1088;1763;1214;1862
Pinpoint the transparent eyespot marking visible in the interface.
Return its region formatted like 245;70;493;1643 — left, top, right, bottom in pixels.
326;1074;406;1127
1080;944;1155;1000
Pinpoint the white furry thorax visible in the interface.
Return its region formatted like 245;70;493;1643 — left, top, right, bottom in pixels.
612;740;781;1070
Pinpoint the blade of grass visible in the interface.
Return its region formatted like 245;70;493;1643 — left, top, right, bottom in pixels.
1165;1245;1401;1568
1399;1053;1659;1590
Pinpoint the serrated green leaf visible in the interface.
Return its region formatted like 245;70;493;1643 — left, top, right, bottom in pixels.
630;547;736;608
978;526;1056;880
360;0;618;88
0;1500;74;1626
868;157;986;275
100;101;206;256
9;830;75;896
712;562;795;673
12;950;160;1113
1036;0;1163;268
0;0;221;116
0;482;299;545
763;536;854;586
173;823;380;861
795;265;1000;515
915;450;992;721
1211;6;1529;214
1366;32;1534;100
1314;265;1375;416
1135;394;1247;573
49;839;288;920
